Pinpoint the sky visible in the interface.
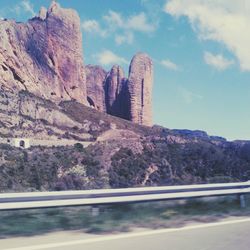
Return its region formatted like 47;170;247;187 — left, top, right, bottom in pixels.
1;0;250;141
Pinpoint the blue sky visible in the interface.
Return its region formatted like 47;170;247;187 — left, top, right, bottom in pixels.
1;0;250;141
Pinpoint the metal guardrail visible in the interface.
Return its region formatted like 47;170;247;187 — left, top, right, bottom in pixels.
0;181;250;210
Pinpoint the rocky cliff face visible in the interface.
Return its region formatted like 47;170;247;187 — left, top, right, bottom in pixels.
0;86;92;140
90;54;154;126
85;65;107;112
104;65;129;120
0;1;154;127
105;65;124;113
128;53;153;126
0;1;87;105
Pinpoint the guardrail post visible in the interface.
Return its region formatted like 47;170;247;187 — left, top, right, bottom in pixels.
239;194;246;208
91;206;100;216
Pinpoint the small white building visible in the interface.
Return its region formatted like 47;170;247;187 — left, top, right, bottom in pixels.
0;137;91;149
0;138;31;149
13;138;31;149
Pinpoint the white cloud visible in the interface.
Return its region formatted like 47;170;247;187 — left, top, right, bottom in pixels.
82;20;107;37
115;32;134;45
161;59;179;71
21;0;35;16
11;0;35;17
165;0;250;71
204;51;234;70
127;12;156;32
13;5;21;15
104;10;124;28
178;86;203;104
82;10;157;45
94;50;129;66
140;0;163;25
104;10;156;33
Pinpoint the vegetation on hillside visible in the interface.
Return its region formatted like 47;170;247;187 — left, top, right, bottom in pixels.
1;138;250;192
0;143;108;192
109;141;250;187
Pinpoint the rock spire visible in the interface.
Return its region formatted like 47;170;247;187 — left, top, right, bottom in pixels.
127;53;153;126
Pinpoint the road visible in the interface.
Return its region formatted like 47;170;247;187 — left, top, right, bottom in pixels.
1;218;250;250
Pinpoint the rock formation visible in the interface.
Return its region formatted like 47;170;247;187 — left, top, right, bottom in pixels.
86;56;154;126
104;65;129;119
105;65;124;113
127;53;153;126
0;1;87;104
85;65;107;111
0;86;92;140
0;1;154;127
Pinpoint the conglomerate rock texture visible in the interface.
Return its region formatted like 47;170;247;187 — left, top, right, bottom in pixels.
105;65;125;113
85;65;107;112
0;1;154;126
127;53;153;126
0;1;87;105
104;65;129;120
86;57;153;126
0;86;92;140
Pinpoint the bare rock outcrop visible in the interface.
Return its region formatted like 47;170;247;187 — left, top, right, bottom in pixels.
105;65;129;119
128;53;153;126
88;54;154;126
0;1;87;105
0;1;154;127
85;65;107;111
0;86;92;140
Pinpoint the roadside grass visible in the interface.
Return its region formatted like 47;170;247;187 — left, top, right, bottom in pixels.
0;195;250;238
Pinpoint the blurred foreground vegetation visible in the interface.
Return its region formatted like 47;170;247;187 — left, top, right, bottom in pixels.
0;195;250;238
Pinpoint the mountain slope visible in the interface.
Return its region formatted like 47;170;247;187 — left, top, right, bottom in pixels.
1;86;250;191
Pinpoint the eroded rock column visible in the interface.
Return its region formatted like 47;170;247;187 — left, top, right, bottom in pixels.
128;53;153;126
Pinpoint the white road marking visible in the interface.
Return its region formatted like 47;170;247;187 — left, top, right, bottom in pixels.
2;217;250;250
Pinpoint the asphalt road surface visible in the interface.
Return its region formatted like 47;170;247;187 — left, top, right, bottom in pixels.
1;218;250;250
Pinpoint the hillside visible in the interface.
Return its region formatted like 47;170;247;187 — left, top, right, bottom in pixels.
0;86;250;192
1;129;250;192
0;86;152;140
